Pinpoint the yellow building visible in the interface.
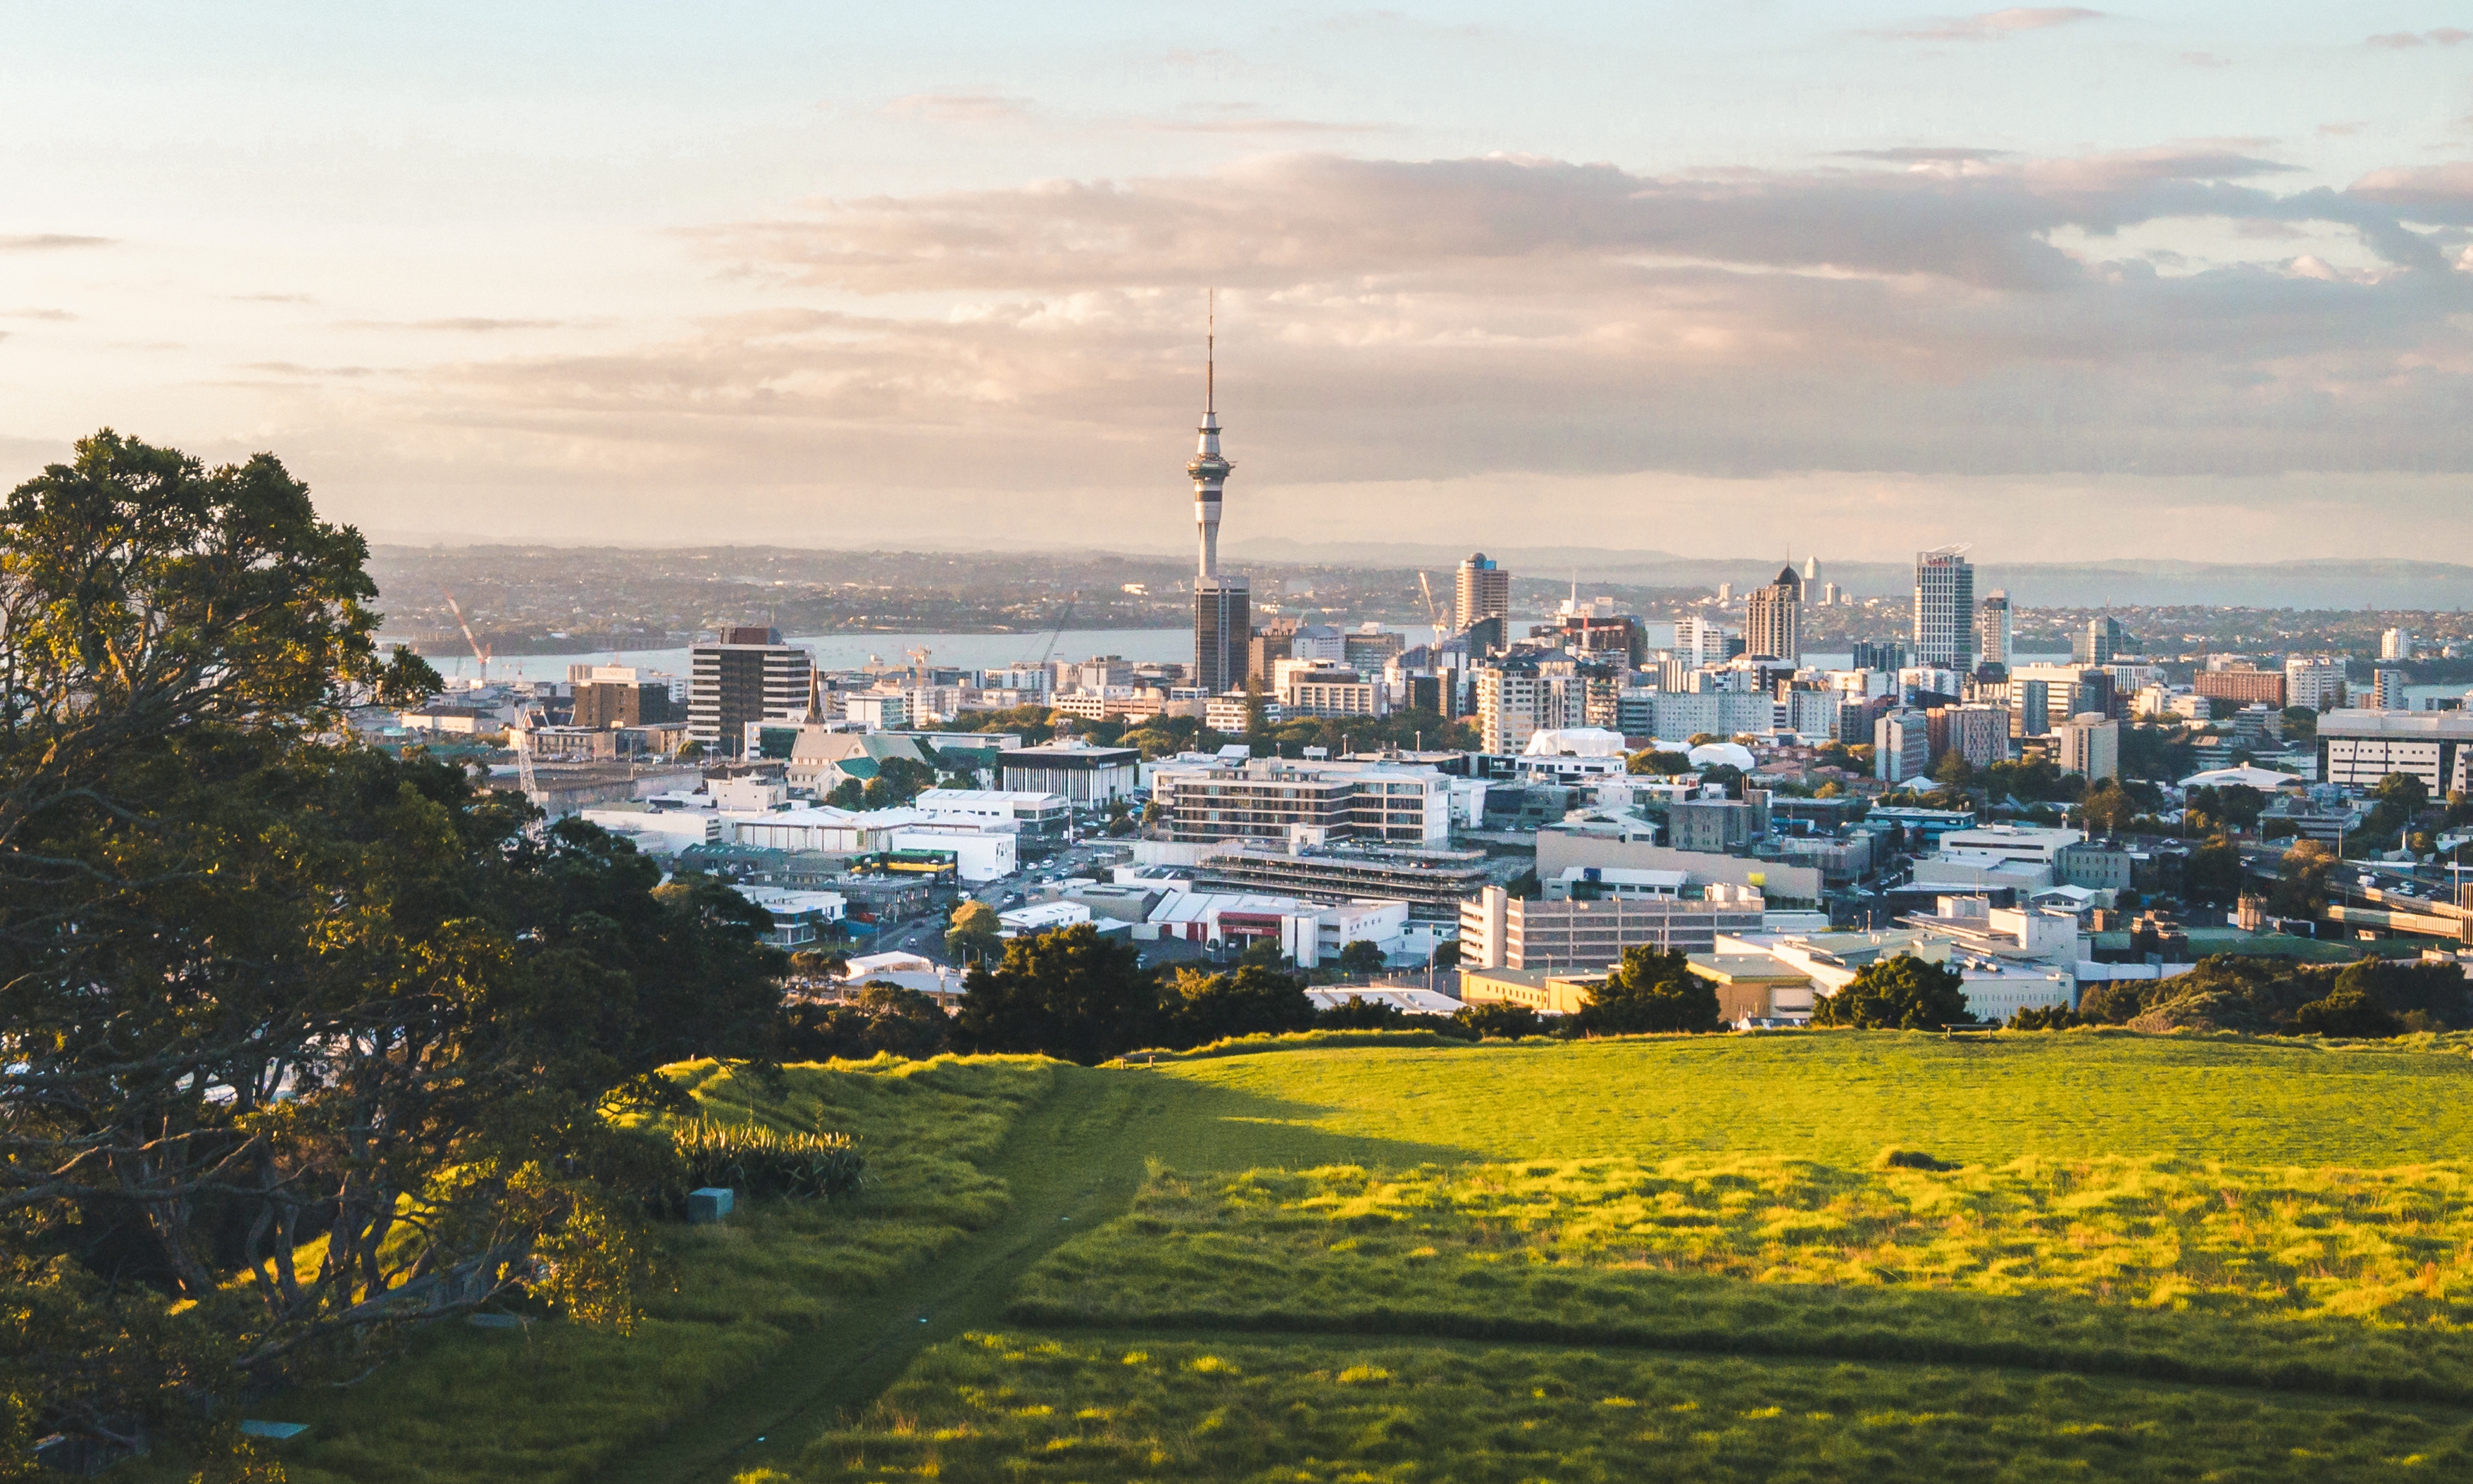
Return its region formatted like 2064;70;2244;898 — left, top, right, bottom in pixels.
1684;954;1817;1023
1457;966;1605;1016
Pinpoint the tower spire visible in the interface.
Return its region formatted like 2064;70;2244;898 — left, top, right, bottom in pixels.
1207;287;1215;416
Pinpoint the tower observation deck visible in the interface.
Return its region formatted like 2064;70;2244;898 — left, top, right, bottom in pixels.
1189;297;1249;694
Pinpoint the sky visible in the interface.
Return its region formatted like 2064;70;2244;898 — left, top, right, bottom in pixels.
4;2;2473;564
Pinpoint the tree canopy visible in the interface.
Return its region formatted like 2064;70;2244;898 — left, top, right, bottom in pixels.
951;923;1157;1064
1576;947;1723;1035
1809;955;1971;1030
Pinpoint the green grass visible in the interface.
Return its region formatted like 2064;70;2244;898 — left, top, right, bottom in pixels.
787;1330;2473;1482
1147;1029;2473;1167
262;1055;1056;1484
1014;1155;2473;1402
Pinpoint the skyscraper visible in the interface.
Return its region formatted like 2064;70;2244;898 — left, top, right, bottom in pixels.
688;626;814;758
1977;590;2012;668
1188;306;1250;694
1912;545;1976;671
1744;566;1802;663
1455;552;1510;635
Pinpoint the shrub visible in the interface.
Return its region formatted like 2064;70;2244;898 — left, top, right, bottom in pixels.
1809;955;1969;1030
2290;985;2403;1039
665;1121;865;1207
1318;995;1406;1030
1577;947;1721;1035
1455;1002;1550;1040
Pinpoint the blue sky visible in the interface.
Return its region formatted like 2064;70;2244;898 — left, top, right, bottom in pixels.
4;4;2472;560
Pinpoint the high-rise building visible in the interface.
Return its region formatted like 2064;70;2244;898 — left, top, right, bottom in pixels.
1743;566;1802;663
1874;710;1931;782
2286;656;2348;712
2373;668;2409;711
1188;311;1250;694
1819;581;1840;606
1455;553;1510;635
1977;590;2012;668
1473;654;1583;755
1802;555;1820;585
1912;546;1976;670
688;627;814;758
1850;639;1910;673
2382;628;2417;661
2073;616;2132;665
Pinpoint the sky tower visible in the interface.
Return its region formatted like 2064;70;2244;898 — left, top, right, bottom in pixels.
1189;293;1250;694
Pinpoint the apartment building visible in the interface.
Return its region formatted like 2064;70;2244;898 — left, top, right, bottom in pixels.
1147;757;1450;847
1190;844;1491;921
1458;883;1768;970
687;627;815;758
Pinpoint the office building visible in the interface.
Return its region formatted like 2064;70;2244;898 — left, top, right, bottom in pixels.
1850;639;1910;673
2074;616;2133;665
1455;552;1511;635
1912;545;1976;670
2285;657;2348;712
1932;704;2010;770
1977;590;2012;668
2193;667;2286;709
1669;791;1772;853
1459;884;1769;971
1875;709;1931;783
1192;844;1493;921
2011;663;2115;723
1819;581;1841;606
571;666;680;729
1673;615;1741;669
1474;654;1584;755
2317;709;2473;792
2052;712;2120;781
2373;668;2408;711
687;628;815;759
999;742;1142;804
1148;756;1450;847
1187;320;1252;694
2383;628;2417;661
1743;566;1803;663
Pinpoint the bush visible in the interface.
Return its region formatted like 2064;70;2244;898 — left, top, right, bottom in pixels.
2291;985;2404;1040
1576;947;1722;1035
1318;995;1406;1030
2007;1005;2079;1031
664;1121;865;1208
1454;1002;1550;1040
777;983;952;1060
1158;964;1318;1049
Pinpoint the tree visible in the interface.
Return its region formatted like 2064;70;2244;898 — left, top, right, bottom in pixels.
1454;1001;1548;1039
2376;771;2431;813
2182;835;2245;906
1;435;787;1457
1628;749;1692;775
950;923;1156;1064
863;755;936;809
1430;940;1462;971
777;983;952;1060
1930;752;1976;790
2267;839;2336;919
2291;985;2403;1039
1809;954;1971;1030
790;947;851;985
1243;672;1269;749
1157;963;1317;1048
945;899;1003;964
1576;946;1723;1035
1318;994;1405;1030
1699;763;1747;799
2078;780;2137;835
1336;940;1387;980
826;776;866;809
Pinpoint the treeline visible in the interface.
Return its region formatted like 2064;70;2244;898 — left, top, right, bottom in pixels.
1;436;798;1471
2023;954;2473;1037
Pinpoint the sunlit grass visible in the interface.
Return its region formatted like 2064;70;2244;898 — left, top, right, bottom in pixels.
785;1330;2473;1482
1014;1154;2473;1401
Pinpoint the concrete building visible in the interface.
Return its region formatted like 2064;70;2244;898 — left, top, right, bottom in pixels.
1535;830;1824;906
1285;671;1385;718
1875;709;1931;783
571;666;680;729
1188;843;1493;921
911;788;1071;845
2052;713;2120;781
1743;566;1802;663
2286;657;2349;712
1650;690;1774;745
1668;790;1772;853
1455;552;1511;635
1142;891;1409;968
1933;704;2010;770
688;627;814;759
1458;883;1768;970
1976;590;2012;668
2374;668;2409;711
735;887;847;948
2316;709;2473;793
999;742;1142;804
2074;616;2133;665
2383;628;2417;661
2193;667;2286;709
842;692;911;730
1147;756;1451;847
1912;545;1976;670
1474;655;1585;755
1186;325;1252;695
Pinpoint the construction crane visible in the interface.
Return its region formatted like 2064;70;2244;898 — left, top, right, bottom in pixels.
907;646;933;689
1416;572;1450;643
1035;592;1078;668
440;587;490;686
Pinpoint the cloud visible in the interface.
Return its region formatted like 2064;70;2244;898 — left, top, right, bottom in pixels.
340;317;566;332
2346;161;2473;215
1873;8;2106;42
1834;146;2013;162
2319;121;2369;137
0;234;113;251
1131;113;1397;136
2367;28;2472;48
232;292;316;304
0;308;75;320
237;361;379;378
882;93;1034;125
2181;51;2231;68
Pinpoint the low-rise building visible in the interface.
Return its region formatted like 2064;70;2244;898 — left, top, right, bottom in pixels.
1190;844;1491;921
1147;756;1451;847
734;887;847;948
1458;883;1768;971
999;742;1142;804
2317;709;2473;793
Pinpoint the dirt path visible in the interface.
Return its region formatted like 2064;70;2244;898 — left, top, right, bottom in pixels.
608;1068;1154;1484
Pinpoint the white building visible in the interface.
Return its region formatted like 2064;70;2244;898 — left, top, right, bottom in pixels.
734;887;847;948
578;803;721;855
2383;628;2417;661
2286;657;2348;712
1142;891;1409;968
843;693;911;730
1875;710;1931;782
2052;713;2119;781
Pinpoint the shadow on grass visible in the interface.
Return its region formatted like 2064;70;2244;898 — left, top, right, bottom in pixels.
1107;1064;1474;1173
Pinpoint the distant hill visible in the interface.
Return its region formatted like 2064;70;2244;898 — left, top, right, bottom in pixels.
1221;541;2473;609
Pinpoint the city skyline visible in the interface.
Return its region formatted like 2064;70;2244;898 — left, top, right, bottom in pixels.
5;4;2473;559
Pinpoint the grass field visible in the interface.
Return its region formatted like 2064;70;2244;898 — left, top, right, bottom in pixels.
1142;1029;2473;1168
792;1330;2473;1482
257;1056;1055;1484
209;1029;2473;1483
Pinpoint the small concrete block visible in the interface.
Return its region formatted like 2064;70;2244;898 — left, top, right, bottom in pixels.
239;1421;309;1440
687;1187;735;1223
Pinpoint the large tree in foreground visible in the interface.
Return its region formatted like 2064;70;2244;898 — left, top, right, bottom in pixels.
951;923;1157;1064
1809;954;1971;1030
1577;947;1723;1035
1;433;785;1466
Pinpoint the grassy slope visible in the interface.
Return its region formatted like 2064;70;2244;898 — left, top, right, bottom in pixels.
265;1056;1054;1484
1145;1029;2473;1167
797;1330;2473;1483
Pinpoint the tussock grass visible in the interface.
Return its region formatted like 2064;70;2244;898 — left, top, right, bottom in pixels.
271;1056;1056;1484
793;1330;2473;1481
1013;1156;2473;1402
1156;1030;2473;1166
